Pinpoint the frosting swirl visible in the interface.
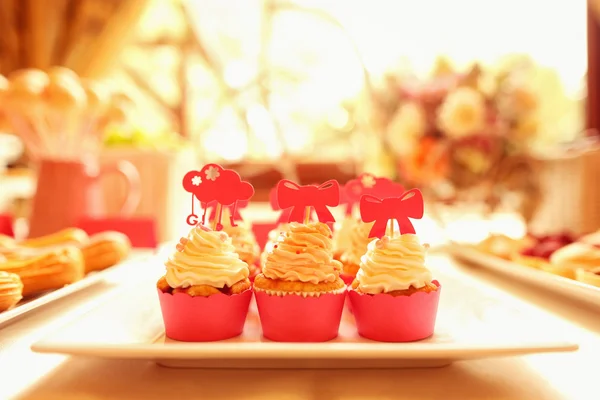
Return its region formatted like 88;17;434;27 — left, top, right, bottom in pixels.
223;223;260;264
165;225;249;288
341;221;375;266
263;222;342;284
333;217;358;255
355;234;432;294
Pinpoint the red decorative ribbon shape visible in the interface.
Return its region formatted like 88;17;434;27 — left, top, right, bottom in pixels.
269;186;292;224
277;179;340;223
360;189;424;238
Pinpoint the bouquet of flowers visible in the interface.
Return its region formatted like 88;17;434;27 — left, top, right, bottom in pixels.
370;57;547;221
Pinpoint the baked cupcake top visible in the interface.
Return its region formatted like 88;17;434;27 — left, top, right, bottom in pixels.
263;222;342;284
341;221;375;266
333;217;358;255
165;225;249;289
355;234;432;294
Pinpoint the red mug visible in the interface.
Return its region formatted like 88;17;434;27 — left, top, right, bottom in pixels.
28;158;141;238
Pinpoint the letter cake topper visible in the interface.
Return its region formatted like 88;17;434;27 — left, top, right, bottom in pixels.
182;164;254;230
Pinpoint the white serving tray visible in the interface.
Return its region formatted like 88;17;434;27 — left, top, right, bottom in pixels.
447;243;600;307
31;254;577;369
0;251;153;327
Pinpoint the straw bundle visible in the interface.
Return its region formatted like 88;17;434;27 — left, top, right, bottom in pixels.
0;67;134;160
0;0;149;78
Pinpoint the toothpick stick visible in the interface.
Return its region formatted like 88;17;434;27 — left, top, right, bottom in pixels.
387;220;394;238
212;203;222;230
304;206;311;224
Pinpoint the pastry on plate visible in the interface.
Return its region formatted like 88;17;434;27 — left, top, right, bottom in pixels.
254;222;346;342
339;221;374;283
20;228;89;248
0;271;23;312
156;224;252;342
475;234;534;260
548;242;600;279
348;234;441;342
81;231;131;273
575;267;600;287
511;234;574;274
0;246;84;296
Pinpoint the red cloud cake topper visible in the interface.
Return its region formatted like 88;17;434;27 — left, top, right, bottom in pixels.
276;179;340;224
205;199;250;226
342;173;405;216
360;188;424;239
182;164;254;229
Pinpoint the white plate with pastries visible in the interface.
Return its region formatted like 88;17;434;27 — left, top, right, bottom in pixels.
447;242;600;307
0;228;149;326
31;253;577;368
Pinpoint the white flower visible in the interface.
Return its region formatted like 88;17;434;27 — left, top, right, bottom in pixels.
205;166;220;181
437;87;486;139
191;175;202;186
386;102;426;156
361;174;376;188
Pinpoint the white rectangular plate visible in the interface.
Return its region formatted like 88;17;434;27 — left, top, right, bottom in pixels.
448;243;600;306
0;251;153;327
31;254;577;369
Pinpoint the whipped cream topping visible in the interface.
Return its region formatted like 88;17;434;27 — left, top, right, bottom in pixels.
165;225;249;289
333;217;358;254
223;223;260;262
355;234;432;294
341;221;375;266
263;222;342;284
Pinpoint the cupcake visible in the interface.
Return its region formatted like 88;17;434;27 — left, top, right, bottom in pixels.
339;221;374;284
222;220;261;280
259;223;290;269
254;222;346;342
332;216;357;262
348;234;441;342
156;224;252;342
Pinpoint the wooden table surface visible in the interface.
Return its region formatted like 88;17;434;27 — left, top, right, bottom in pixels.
1;252;599;400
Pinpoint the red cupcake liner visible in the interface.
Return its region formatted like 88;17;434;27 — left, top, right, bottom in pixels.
348;280;441;342
157;288;252;342
255;290;346;342
340;273;355;285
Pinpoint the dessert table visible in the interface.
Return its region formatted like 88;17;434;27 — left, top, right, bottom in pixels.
1;251;599;400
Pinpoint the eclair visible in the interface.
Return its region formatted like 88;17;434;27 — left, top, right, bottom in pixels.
0;271;23;312
81;231;131;273
20;228;89;248
0;246;85;296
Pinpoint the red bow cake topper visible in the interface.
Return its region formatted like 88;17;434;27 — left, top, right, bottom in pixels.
182;164;254;230
269;186;292;224
343;173;405;216
360;188;424;238
276;179;340;224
